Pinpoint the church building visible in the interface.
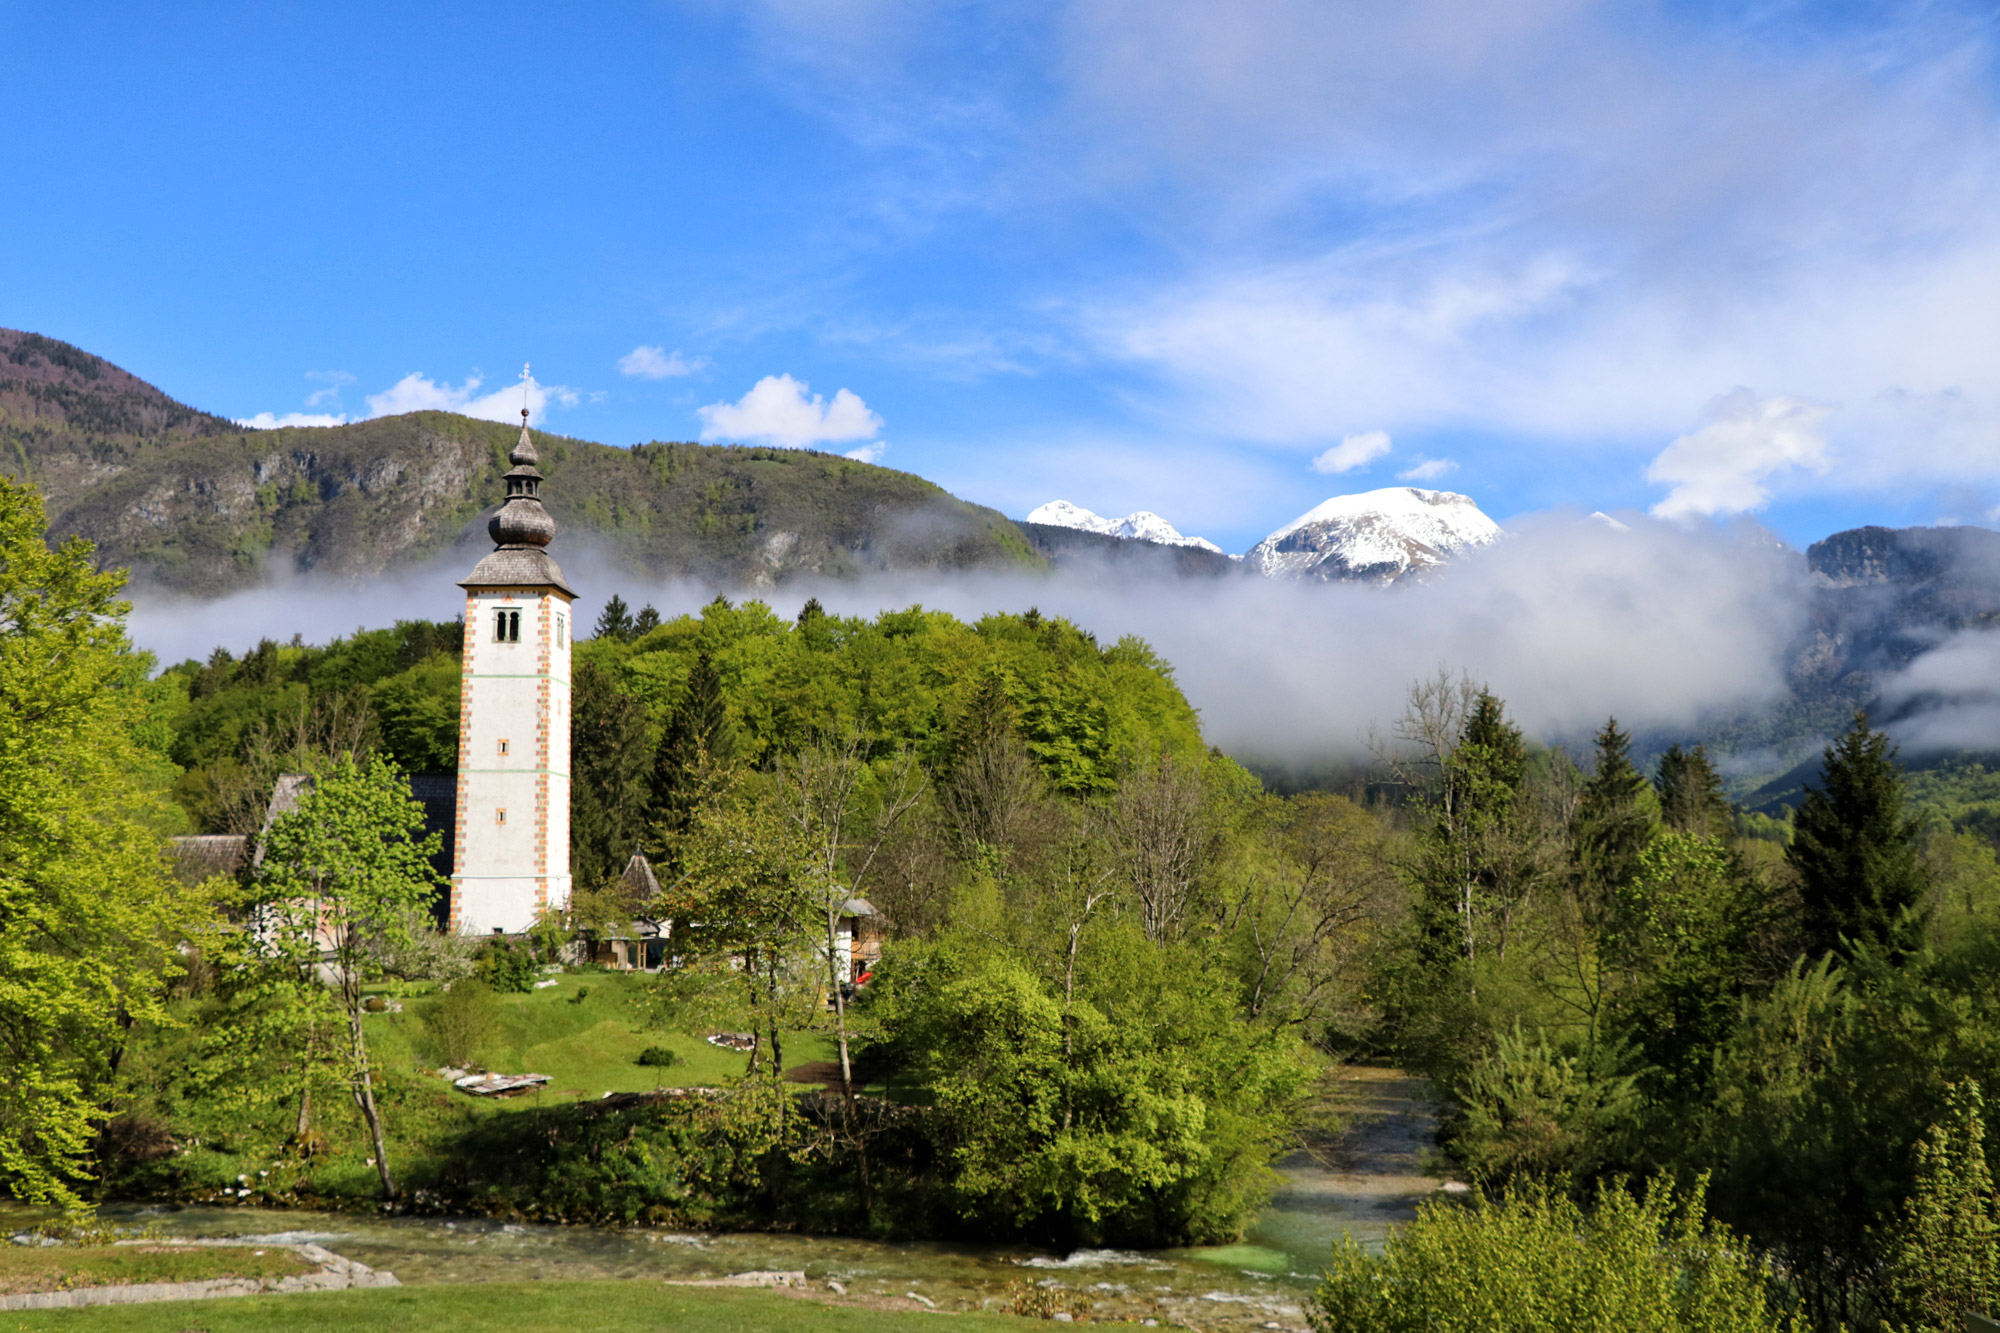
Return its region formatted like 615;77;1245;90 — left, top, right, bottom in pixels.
450;407;575;934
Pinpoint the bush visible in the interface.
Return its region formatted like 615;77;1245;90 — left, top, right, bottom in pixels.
369;907;477;984
424;981;501;1068
475;939;539;994
636;1046;677;1068
1309;1176;1797;1333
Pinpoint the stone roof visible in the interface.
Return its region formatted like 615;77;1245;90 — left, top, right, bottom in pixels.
621;852;662;902
169;835;249;884
458;546;575;596
252;773;313;869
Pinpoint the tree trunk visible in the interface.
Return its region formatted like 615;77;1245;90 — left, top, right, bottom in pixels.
347;1007;397;1199
824;905;872;1215
742;951;763;1077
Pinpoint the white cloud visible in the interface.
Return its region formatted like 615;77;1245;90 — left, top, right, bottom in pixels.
618;345;708;380
1399;456;1457;481
697;373;884;448
1311;430;1392;474
844;441;888;463
236;412;347;430
1646;390;1833;520
1878;627;2000;753
364;372;579;424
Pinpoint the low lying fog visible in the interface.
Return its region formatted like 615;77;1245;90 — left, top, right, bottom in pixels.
127;514;1822;765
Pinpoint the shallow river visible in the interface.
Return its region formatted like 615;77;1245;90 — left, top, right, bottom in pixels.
86;1068;1438;1330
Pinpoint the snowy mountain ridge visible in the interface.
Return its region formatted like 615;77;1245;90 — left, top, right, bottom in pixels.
1247;487;1501;583
1024;487;1500;583
1025;500;1226;554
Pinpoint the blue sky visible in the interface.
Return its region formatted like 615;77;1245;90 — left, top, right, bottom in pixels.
5;1;2000;553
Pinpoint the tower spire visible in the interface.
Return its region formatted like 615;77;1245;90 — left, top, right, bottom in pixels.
457;357;572;596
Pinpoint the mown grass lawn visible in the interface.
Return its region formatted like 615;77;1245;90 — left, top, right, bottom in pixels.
136;969;847;1206
5;1280;1027;1332
0;1245;313;1296
363;970;838;1107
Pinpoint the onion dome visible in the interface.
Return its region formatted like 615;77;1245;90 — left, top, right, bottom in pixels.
460;405;574;595
489;410;557;547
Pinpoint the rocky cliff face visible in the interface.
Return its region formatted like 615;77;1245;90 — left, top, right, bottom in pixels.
1245;487;1501;583
1793;524;2000;685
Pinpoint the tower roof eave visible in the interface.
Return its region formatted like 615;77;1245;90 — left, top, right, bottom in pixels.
459;546;576;598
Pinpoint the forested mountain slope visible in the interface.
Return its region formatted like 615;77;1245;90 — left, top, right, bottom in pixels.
0;329;1040;595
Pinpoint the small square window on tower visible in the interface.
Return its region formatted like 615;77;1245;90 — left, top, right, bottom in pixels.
497;739;510;756
495;808;507;825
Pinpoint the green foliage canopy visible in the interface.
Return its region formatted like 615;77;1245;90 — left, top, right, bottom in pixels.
0;476;211;1208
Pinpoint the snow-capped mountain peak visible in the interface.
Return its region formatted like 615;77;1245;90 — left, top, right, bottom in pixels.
1025;501;1225;554
1247;487;1500;583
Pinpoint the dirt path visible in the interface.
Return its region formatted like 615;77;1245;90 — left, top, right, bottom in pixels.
1245;1065;1442;1264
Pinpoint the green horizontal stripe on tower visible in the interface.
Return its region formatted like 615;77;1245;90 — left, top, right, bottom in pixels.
464;673;573;680
460;768;571;777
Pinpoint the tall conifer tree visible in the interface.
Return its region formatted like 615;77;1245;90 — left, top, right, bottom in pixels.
1789;712;1925;958
1656;743;1734;840
647;652;738;857
570;660;654;891
1574;717;1657;901
593;594;634;642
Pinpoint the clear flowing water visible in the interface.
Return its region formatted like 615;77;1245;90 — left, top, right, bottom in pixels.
52;1067;1438;1330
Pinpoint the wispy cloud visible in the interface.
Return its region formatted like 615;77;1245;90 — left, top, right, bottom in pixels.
304;370;356;408
1311;430;1391;475
1647;390;1832;520
697;373;884;448
1399;457;1457;482
844;441;888;463
617;345;709;380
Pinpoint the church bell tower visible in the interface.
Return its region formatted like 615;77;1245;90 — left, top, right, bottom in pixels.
452;404;574;934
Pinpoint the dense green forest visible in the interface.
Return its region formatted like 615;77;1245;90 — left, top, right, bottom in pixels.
9;469;2000;1330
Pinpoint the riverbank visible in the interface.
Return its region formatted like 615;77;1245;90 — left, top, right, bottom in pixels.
1;1279;1027;1332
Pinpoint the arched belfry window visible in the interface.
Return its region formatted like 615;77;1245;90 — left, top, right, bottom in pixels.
495;609;521;642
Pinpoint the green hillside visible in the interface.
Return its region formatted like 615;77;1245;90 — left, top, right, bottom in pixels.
0;329;1040;595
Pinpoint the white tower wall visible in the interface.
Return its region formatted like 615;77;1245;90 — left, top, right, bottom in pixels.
451;587;574;934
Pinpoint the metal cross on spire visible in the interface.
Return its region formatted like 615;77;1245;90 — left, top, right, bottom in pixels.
519;362;532;423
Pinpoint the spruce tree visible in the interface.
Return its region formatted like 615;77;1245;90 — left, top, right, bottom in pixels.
1413;690;1528;972
1656;743;1734;840
569;660;654;891
1574;717;1658;902
593;594;634;642
631;603;661;637
646;652;738;856
1789;712;1925;958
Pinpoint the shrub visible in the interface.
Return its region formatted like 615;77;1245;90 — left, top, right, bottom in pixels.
475;939;538;994
370;906;477;984
636;1046;678;1068
1309;1176;1798;1333
424;981;502;1068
